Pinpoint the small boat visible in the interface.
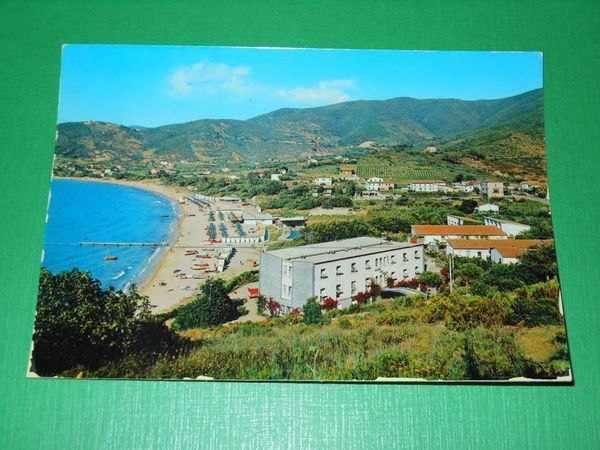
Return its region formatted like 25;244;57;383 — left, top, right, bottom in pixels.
104;256;118;261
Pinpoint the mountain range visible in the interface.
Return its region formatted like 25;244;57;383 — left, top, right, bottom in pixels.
55;88;544;174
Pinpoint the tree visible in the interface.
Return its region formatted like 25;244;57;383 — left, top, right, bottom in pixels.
458;199;478;214
454;174;464;183
256;295;268;314
517;243;557;284
303;297;322;324
173;278;235;329
417;271;444;289
455;262;484;286
33;269;153;374
477;264;525;294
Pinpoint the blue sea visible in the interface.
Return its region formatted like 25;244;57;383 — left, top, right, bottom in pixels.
42;179;179;291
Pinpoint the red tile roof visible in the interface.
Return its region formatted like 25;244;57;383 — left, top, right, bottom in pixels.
447;239;549;250
411;225;507;236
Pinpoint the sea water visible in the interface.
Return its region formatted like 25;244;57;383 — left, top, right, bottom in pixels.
42;179;178;291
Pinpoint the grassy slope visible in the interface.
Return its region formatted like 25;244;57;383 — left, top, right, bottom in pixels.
88;295;566;381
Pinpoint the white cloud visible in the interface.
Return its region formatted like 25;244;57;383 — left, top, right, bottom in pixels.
167;61;357;107
277;79;356;104
168;61;255;98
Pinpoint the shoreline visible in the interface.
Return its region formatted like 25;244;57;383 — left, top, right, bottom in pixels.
53;176;263;313
54;176;201;312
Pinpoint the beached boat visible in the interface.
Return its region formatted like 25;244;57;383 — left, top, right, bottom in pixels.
185;250;198;256
104;256;118;261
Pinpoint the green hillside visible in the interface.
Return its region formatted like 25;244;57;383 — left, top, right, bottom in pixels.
55;89;545;176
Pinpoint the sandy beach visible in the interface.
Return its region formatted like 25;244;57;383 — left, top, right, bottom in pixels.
56;177;262;313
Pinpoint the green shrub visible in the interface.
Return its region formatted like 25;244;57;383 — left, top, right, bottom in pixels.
173;279;236;330
303;297;322;325
464;327;527;380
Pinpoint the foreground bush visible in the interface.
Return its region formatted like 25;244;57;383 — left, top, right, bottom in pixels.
173;278;237;330
33;268;184;375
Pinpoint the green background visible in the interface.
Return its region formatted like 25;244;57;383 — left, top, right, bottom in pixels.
1;1;599;448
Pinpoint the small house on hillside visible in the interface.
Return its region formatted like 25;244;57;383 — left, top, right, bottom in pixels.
408;180;447;192
475;203;500;213
484;217;531;237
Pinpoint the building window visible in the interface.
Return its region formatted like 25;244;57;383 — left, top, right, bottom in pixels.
320;288;326;299
403;269;408;278
365;278;371;288
320;268;327;279
415;266;421;275
391;255;396;264
403;252;408;262
414;250;420;259
336;285;342;298
351;262;357;272
375;258;378;267
336;265;343;275
351;281;356;294
365;260;371;269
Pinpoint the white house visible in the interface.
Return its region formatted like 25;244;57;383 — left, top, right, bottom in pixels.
365;177;395;191
410;225;507;245
446;214;483;226
484;217;531;237
408;180;447;192
259;237;424;311
453;180;479;193
270;173;282;181
314;177;333;186
475;203;500;213
447;239;551;264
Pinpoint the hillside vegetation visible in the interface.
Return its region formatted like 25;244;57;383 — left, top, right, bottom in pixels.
55;89;545;179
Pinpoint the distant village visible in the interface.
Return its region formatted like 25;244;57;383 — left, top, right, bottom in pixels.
103;152;552;315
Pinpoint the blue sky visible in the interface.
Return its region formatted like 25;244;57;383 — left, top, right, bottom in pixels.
58;45;543;127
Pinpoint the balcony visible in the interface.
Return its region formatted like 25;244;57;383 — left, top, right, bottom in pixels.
320;274;328;279
336;271;344;276
403;258;409;262
351;268;358;273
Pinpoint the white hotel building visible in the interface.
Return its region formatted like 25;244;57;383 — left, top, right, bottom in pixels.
259;237;424;311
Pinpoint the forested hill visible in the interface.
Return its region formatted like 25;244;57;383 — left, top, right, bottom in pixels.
55;88;543;167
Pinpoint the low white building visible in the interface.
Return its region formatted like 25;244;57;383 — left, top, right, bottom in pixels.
484;217;531;237
243;213;274;226
408;180;447;192
270;173;282;181
446;215;482;226
314;177;333;186
475;203;500;213
365;177;395;191
453;180;479;193
447;239;551;264
411;225;507;245
259;237;424;311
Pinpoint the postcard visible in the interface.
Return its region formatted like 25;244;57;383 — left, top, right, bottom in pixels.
29;45;571;382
